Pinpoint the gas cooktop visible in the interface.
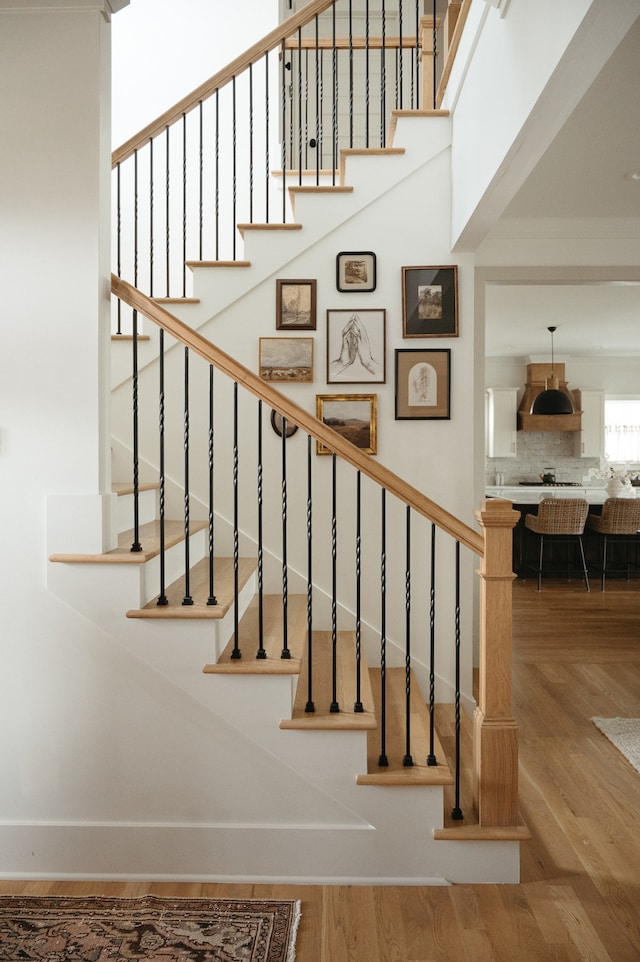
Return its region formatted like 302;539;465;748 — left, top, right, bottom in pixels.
518;481;582;487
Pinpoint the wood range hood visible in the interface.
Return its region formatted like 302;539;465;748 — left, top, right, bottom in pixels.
517;363;582;432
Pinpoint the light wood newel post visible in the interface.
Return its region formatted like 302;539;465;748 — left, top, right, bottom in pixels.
473;498;520;826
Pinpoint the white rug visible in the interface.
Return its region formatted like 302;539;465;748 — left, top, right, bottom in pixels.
591;717;640;774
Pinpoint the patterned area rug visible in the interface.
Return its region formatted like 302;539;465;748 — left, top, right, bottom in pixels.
0;895;300;962
592;717;640;774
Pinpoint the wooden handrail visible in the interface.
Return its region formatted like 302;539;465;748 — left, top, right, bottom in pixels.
111;274;483;556
112;0;337;167
436;0;473;109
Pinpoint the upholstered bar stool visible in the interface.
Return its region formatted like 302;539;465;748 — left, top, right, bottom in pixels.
586;497;640;590
524;498;590;591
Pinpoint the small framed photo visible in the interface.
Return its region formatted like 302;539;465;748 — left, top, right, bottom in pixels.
316;394;377;455
336;251;377;292
401;265;458;337
395;349;451;420
326;309;386;383
259;337;314;382
276;279;317;330
270;409;299;438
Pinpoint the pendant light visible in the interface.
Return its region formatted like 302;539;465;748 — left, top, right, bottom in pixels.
531;326;574;415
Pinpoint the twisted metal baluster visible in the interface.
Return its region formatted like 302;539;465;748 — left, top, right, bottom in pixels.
157;329;168;604
130;309;142;553
354;471;363;712
264;53;270;223
133;149;138;289
365;0;370;147
403;505;413;766
452;541;464;819
182;347;193;605
378;487;388;766
348;0;354;148
380;0;386;147
207;364;217;605
330;453;339;712
165;127;170;296
256;401;266;658
427;522;437;765
305;434;315;712
182;114;187;297
198;102;203;261
331;3;338;185
398;0;404;109
215;90;220;259
232;76;237;259
280;417;290;659
231;382;241;659
116;163;122;333
248;64;254;223
149;137;154;295
281;39;288;219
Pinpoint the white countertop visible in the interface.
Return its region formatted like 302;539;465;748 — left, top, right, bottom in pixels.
485;485;612;505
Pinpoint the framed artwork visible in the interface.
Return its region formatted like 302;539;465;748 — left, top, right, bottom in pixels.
276;279;317;330
326;309;386;383
270;409;299;438
395;349;451;420
316;394;377;455
401;265;458;338
259;337;314;382
336;251;377;292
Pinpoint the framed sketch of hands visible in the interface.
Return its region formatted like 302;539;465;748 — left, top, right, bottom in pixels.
326;309;386;384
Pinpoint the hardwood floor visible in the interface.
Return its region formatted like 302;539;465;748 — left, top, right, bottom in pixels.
1;579;639;960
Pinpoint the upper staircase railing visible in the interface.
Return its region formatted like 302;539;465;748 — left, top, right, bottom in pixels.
112;273;521;831
111;0;471;310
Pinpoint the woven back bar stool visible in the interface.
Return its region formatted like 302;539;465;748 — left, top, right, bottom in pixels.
524;498;590;591
586;497;640;590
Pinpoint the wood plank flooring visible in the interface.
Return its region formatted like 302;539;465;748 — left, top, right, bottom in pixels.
1;579;639;960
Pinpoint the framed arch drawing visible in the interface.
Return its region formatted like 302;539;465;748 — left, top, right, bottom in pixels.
394;348;451;420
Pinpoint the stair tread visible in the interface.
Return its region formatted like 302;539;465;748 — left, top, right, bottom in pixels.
203;594;307;674
356;668;453;786
127;556;257;619
280;630;377;730
185;260;251;268
49;519;206;564
112;482;159;496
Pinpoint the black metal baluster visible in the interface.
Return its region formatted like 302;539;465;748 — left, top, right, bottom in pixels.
304;49;309;172
380;0;387;147
256;401;266;658
432;0;437;110
182;347;193;604
182;113;187;297
452;540;464;819
280;417;291;659
157;329;168;603
264;53;270;223
354;471;363;712
318;40;324;173
207;365;217;606
332;3;338;185
149;138;154;296
231;382;241;659
198;102;203;261
281;40;289;220
133;148;139;289
330;453;339;712
165;126;170;296
378;488;388;766
297;27;303;183
427;522;437;764
215;90;220;258
232;76;238;258
305;434;315;712
116;163;122;333
398;0;404;109
313;17;320;184
415;0;420;110
362;1;369;148
348;0;354;148
130;309;142;553
249;64;254;224
403;505;413;766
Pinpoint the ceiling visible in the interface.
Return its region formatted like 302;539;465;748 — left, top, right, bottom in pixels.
483;13;640;359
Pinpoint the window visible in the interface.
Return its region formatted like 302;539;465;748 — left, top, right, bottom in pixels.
605;398;640;462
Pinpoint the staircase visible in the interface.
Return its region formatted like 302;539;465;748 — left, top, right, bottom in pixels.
46;0;525;884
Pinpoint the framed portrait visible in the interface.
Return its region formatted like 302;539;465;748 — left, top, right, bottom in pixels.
326;308;386;383
259;337;314;382
395;349;451;420
401;265;458;338
316;394;377;455
270;409;299;438
276;278;317;330
336;251;377;292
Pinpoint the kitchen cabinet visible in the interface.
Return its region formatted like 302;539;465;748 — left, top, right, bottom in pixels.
486;388;518;458
577;390;605;458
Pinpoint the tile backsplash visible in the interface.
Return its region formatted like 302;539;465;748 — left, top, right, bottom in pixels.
486;431;599;485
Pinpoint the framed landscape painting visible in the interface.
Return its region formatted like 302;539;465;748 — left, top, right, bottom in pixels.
395;348;451;420
259;337;314;382
336;251;377;292
401;265;458;337
316;394;377;455
276;279;317;330
326;308;386;383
